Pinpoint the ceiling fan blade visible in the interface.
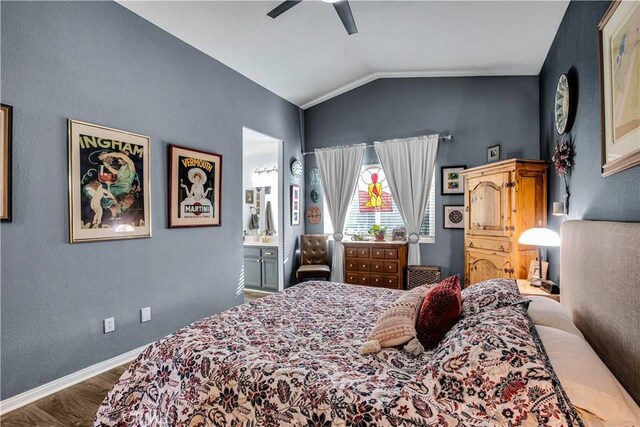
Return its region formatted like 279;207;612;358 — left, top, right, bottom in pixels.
267;1;302;19
333;1;358;35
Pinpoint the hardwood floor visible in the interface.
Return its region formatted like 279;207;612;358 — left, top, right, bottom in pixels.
2;294;269;426
0;363;130;427
244;289;273;303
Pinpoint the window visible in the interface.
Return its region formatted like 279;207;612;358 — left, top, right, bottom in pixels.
324;148;435;240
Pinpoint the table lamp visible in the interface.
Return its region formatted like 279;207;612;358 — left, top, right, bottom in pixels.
518;227;561;286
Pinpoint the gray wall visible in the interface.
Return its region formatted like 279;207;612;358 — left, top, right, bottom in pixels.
0;1;304;399
304;77;540;278
539;0;640;283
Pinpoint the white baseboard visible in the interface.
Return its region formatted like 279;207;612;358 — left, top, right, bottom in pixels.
0;343;149;415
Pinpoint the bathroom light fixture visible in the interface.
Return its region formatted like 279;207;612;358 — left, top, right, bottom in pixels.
254;166;278;175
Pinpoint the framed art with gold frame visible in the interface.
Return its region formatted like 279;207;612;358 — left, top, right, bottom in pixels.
1;104;12;222
598;1;640;177
168;144;222;228
68;119;151;243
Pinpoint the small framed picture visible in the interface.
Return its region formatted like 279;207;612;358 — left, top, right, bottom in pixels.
443;205;464;229
168;144;222;228
391;227;407;241
68;119;151;243
441;165;465;195
1;104;13;222
291;184;300;225
527;260;549;282
245;189;254;204
487;144;501;163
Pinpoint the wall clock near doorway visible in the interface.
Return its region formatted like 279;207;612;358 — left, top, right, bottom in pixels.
290;159;303;179
555;74;570;134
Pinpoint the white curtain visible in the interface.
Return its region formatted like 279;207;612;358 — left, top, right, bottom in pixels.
315;144;366;282
374;135;439;265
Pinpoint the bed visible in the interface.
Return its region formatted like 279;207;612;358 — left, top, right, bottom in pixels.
94;220;639;426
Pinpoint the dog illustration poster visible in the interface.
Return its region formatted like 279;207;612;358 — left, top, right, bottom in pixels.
68;120;151;243
169;144;222;228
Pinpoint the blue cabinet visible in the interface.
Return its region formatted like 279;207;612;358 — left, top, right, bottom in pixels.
244;246;278;291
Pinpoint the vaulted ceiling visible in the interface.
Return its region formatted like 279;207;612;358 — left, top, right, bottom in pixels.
119;1;569;109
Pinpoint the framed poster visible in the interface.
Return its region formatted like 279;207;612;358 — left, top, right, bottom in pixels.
441;165;465;195
169;144;222;228
291;184;300;225
599;1;640;177
443;205;464;229
68;120;151;243
1;104;12;222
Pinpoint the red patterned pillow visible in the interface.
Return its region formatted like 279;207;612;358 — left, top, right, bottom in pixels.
415;275;462;349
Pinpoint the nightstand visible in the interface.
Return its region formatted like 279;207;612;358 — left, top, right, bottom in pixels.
517;279;560;302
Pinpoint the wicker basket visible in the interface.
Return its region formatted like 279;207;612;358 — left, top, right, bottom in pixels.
406;265;442;290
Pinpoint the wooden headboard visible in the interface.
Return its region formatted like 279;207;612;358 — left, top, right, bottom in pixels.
560;220;640;404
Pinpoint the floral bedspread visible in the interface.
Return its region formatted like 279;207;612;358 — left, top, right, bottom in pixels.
95;281;582;426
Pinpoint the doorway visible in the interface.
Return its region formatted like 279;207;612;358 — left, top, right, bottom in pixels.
242;128;284;295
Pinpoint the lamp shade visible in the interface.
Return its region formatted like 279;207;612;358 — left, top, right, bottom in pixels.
518;227;561;247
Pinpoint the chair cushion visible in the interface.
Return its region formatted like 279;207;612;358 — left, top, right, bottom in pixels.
296;264;331;275
415;275;462;350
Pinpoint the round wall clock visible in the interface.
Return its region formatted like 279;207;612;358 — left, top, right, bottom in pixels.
555;74;570;134
290;159;303;179
310;189;320;203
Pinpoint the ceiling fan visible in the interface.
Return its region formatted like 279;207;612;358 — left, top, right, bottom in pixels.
267;0;358;35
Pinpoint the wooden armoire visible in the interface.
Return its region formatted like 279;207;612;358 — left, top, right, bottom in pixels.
460;159;547;287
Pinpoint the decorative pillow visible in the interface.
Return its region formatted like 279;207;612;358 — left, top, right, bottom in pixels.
415;275;462;350
359;285;430;355
527;296;584;338
537;325;640;426
461;278;523;317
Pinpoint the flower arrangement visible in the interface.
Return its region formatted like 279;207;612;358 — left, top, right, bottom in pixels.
368;224;387;241
552;138;572;176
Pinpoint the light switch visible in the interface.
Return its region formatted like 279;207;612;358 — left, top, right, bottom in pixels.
140;307;151;323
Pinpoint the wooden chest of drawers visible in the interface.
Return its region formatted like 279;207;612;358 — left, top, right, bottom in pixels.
343;241;408;289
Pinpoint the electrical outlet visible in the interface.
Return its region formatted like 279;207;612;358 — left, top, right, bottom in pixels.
104;317;115;334
140;307;151;323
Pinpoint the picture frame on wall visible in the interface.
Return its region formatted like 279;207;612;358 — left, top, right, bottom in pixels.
598;1;640;177
68;119;151;243
443;205;464;229
245;189;254;204
291;184;300;225
1;104;13;222
168;144;222;228
527;260;549;283
441;165;465;195
487;144;501;163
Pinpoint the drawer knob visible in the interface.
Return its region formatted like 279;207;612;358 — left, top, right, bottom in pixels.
362;264;366;268
469;242;474;248
498;245;504;252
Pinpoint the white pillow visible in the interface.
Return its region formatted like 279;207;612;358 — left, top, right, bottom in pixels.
536;325;640;426
527;296;584;338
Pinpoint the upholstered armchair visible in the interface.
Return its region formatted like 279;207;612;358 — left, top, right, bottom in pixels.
296;234;331;283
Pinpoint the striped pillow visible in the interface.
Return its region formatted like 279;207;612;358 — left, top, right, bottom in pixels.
360;285;432;355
